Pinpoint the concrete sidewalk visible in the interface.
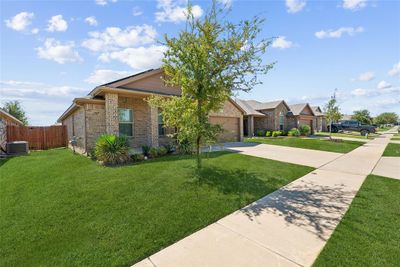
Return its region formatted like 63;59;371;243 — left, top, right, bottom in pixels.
226;143;343;168
372;157;400;180
134;135;392;267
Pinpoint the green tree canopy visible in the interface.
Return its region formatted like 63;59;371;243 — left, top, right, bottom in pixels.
324;91;342;137
374;112;399;125
148;2;273;168
2;100;28;125
352;109;372;124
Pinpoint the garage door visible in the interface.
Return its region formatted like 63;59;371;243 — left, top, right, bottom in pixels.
209;116;240;142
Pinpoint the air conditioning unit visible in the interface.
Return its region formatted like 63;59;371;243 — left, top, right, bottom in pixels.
6;141;29;155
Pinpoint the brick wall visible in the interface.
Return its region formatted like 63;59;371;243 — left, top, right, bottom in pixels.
85;103;106;151
105;93;119;135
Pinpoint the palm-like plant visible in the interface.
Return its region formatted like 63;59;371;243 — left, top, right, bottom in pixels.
95;134;130;165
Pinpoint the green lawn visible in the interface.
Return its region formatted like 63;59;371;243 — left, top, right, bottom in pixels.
245;137;363;153
392;134;400;140
314;132;377;140
382;143;400;157
0;149;313;267
313;175;400;267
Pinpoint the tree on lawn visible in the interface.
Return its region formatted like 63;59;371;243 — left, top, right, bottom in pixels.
148;2;273;169
2;100;28;125
352;109;372;124
324;90;342;139
374;112;399;125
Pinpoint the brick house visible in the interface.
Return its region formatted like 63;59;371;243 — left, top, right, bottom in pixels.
235;99;291;136
236;99;326;136
0;109;24;154
311;106;327;132
288;103;316;133
57;69;244;154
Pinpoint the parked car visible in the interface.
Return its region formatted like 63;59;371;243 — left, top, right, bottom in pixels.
328;120;376;136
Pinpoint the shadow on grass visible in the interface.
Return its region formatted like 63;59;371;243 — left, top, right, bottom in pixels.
192;166;286;209
0;158;10;167
239;178;354;240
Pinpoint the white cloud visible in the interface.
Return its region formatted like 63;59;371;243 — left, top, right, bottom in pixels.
285;0;306;13
31;28;39;34
342;0;367;11
98;45;167;70
351;88;368;96
356;71;375;81
36;38;82;64
272;36;294;49
315;26;364;39
132;6;143;16
388;62;400;76
155;0;203;23
85;69;130;84
377;80;392;90
5;12;34;32
95;0;117;6
82;25;157;52
0;80;87;125
47;15;68;32
85;16;98;26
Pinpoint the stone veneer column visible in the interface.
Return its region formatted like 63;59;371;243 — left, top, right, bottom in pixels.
105;93;119;135
148;105;159;147
239;115;244;141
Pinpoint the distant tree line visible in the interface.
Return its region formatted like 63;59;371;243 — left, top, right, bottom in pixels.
351;110;398;125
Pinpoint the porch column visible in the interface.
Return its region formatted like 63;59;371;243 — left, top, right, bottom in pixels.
105;93;119;135
148;106;159;148
239;115;244;142
247;116;254;137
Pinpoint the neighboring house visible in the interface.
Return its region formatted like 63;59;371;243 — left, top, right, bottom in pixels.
235;99;291;136
0;109;24;154
57;69;244;154
236;99;327;136
288;103;316;133
311;106;327;132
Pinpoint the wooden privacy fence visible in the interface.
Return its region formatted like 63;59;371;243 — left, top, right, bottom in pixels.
7;125;67;150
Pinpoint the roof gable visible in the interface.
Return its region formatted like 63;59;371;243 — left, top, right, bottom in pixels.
289;103;315;116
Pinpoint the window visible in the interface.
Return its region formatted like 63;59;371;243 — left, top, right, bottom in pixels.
118;108;133;136
158;111;165;136
279;111;285;131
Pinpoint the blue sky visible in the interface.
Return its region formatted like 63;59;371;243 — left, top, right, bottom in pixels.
1;0;399;125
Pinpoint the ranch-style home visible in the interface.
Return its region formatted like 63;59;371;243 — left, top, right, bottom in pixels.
235;99;327;136
58;69;245;154
0;109;24;155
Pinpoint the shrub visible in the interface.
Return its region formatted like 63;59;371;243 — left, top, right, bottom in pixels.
149;147;158;158
164;143;175;154
272;131;281;137
288;128;300;137
299;125;311;136
88;149;97;160
142;145;150;157
178;139;193;154
158;146;168;156
95;134;130;165
131;153;145;162
265;131;271;137
256;129;265;137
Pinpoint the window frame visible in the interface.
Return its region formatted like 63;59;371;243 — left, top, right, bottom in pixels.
158;111;165;136
118;108;134;137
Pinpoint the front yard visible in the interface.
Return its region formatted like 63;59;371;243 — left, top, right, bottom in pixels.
245;137;363;153
314;131;378;139
0;149;312;267
382;143;400;157
314;175;400;266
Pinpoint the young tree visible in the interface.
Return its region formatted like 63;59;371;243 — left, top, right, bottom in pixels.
148;2;273;169
374;112;399;125
324;91;342;139
352;109;372;124
2;100;28;125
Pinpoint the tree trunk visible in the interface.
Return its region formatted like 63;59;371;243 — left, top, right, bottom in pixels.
329;121;332;140
196;99;203;170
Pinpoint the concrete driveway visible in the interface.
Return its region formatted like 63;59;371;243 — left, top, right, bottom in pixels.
224;142;343;168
